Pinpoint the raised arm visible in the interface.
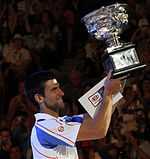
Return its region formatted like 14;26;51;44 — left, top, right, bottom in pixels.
77;72;121;141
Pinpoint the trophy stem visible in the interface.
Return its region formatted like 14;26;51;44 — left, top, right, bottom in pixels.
107;33;122;52
113;33;121;47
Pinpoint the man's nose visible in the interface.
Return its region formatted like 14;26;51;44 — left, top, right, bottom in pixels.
58;88;64;96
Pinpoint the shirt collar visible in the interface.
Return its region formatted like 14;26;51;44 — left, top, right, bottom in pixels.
35;113;56;121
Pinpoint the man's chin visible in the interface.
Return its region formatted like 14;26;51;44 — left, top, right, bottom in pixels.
58;99;65;109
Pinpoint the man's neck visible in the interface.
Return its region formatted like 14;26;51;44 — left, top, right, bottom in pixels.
40;106;59;118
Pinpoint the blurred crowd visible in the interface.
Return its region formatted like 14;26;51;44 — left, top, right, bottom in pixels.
0;0;150;159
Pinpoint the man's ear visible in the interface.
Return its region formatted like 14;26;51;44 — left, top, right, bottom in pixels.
34;94;44;104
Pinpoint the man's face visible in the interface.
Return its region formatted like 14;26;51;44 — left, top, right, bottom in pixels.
0;130;11;142
10;146;21;159
143;80;150;99
42;79;65;110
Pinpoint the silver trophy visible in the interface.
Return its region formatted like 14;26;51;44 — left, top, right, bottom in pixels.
82;3;146;78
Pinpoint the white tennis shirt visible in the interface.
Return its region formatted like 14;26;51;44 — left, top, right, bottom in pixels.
31;113;84;159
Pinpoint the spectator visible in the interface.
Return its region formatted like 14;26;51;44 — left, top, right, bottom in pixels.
9;145;24;159
7;80;37;130
3;34;32;78
10;112;30;158
0;128;13;158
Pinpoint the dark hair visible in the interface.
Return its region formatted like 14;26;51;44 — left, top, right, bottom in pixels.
0;128;11;134
24;70;56;107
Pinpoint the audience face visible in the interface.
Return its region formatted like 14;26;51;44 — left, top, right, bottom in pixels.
0;130;11;143
127;0;136;7
9;146;22;159
69;69;81;88
0;118;8;129
143;80;150;100
41;12;49;25
0;129;12;151
143;50;150;65
8;5;17;21
31;24;41;36
18;81;25;95
13;38;23;49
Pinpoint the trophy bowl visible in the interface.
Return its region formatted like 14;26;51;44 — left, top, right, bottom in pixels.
82;3;146;78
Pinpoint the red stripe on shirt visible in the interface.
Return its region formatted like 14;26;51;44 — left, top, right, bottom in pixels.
36;123;75;145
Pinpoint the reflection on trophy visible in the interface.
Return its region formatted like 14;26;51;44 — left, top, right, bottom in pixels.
82;3;146;78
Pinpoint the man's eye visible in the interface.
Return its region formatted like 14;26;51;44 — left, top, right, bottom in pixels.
51;87;58;91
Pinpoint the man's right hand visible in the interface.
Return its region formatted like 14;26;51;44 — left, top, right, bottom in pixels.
104;71;122;96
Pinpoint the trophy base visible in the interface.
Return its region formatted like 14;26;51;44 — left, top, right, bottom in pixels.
113;64;146;78
102;43;146;78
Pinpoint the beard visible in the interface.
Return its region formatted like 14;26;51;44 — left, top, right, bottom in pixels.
57;98;65;109
43;98;65;113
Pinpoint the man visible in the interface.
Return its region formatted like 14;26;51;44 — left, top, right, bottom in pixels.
24;70;121;159
0;128;13;159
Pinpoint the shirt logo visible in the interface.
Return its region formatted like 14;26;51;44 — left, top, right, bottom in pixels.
58;126;64;132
